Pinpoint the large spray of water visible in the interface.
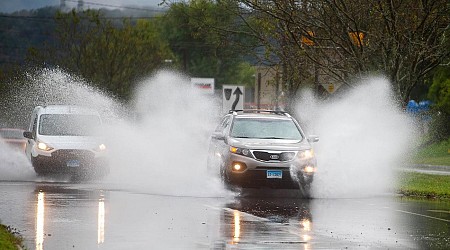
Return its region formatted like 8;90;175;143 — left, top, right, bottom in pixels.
0;141;35;181
0;68;415;199
103;70;225;196
295;77;415;198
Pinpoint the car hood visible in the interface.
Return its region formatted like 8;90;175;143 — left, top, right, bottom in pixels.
227;137;311;151
37;135;103;150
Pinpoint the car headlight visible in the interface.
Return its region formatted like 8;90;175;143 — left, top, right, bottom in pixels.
230;146;252;157
37;142;53;151
298;149;314;160
95;143;106;152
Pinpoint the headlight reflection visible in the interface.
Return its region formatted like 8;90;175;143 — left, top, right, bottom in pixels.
232;210;241;244
36;191;45;250
301;219;311;232
97;196;105;244
301;219;312;250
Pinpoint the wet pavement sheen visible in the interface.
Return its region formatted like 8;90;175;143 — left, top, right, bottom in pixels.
0;181;448;249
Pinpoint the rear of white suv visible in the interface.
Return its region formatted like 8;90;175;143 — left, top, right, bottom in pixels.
23;105;108;177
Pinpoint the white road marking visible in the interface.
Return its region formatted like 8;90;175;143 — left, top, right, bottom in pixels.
396;209;450;223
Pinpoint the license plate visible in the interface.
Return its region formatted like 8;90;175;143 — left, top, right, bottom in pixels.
267;170;282;179
66;159;80;168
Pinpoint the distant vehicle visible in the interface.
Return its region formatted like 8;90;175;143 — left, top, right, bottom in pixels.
23;105;108;177
0;128;27;152
207;110;318;193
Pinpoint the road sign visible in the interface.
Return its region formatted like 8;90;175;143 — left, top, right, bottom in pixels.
223;85;244;113
321;83;342;94
191;78;215;94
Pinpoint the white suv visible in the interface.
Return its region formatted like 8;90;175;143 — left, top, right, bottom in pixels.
23;105;108;176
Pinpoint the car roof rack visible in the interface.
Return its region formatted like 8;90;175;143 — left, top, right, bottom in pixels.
229;109;291;117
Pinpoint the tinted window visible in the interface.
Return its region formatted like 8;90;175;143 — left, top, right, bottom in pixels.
230;118;302;140
39;114;101;136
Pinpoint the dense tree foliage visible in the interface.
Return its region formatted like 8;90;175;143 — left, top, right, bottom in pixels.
234;0;450;106
157;0;256;88
0;1;448;110
0;3;257;101
26;9;173;99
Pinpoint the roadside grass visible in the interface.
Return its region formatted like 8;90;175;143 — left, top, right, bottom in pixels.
398;172;450;199
413;138;450;166
0;224;23;250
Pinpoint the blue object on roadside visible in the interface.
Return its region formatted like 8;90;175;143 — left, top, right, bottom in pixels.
406;100;419;114
418;100;431;112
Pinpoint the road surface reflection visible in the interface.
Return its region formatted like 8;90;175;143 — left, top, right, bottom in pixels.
0;182;443;249
33;184;106;249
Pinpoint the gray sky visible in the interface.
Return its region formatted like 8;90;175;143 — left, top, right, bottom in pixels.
0;0;167;13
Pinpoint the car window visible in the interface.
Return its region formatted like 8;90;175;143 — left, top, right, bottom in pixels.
39;114;101;136
230;118;303;140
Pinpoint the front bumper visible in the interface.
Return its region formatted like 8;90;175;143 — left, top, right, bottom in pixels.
224;153;315;189
32;149;108;174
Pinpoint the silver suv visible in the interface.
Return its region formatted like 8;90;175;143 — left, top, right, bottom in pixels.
207;110;318;191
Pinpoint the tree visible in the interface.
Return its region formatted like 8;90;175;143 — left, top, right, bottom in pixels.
235;0;450;107
157;0;257;88
27;9;173;99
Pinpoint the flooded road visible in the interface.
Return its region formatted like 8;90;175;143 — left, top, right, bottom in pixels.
0;180;448;249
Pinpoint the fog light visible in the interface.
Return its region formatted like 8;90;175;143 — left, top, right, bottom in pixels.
304;166;315;173
231;162;247;172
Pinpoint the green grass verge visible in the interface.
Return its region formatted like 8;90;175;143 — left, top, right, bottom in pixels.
413;138;450;166
398;172;450;199
0;224;23;250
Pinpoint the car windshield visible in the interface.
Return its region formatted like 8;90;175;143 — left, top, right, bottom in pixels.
0;129;23;139
230;118;303;140
39;114;101;136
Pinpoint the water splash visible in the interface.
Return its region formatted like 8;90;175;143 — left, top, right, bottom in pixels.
295;77;415;198
0;67;225;196
0;141;35;180
104;70;225;197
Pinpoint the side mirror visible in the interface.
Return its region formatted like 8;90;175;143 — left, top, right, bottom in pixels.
211;132;225;141
23;131;33;139
307;135;319;143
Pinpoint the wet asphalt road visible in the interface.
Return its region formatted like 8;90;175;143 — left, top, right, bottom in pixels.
0;180;449;250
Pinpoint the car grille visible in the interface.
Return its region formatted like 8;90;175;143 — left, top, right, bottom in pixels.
252;151;296;162
52;149;94;161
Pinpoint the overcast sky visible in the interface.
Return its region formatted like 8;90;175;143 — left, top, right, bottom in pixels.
0;0;167;13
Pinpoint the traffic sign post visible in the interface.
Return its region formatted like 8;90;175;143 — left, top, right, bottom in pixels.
222;85;245;113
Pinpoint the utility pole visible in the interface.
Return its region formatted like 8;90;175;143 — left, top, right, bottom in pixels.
257;73;261;109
